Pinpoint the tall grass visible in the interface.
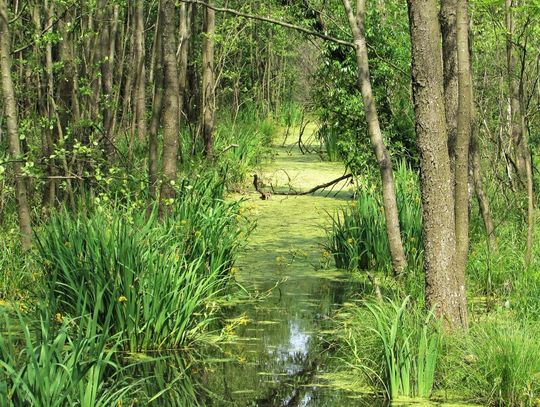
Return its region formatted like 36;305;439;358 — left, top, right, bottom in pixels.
338;297;440;400
326;162;422;273
36;177;248;352
442;320;540;406
0;306;141;407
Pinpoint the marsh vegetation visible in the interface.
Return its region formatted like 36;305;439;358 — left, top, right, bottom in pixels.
1;0;540;406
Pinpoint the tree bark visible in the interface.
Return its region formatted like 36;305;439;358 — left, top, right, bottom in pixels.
440;0;458;182
0;0;32;249
202;1;216;159
407;0;468;329
149;8;164;200
134;0;147;142
342;0;407;276
159;0;181;217
470;133;498;253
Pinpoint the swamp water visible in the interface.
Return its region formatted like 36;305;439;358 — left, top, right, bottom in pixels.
187;132;472;407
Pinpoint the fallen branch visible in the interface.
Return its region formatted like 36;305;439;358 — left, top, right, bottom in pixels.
271;173;353;196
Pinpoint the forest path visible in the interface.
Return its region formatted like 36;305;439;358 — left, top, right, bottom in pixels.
210;126;360;406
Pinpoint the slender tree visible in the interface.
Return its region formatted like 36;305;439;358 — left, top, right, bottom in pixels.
202;1;216;159
159;0;181;216
342;0;407;276
0;0;33;249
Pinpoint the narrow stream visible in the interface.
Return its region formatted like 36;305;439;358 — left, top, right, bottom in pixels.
204;130;369;406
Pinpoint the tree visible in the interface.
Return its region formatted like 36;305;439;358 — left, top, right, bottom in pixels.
202;1;216;159
407;0;468;329
342;0;407;276
159;0;181;216
0;0;33;249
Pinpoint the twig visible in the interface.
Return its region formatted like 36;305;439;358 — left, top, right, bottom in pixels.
272;173;353;196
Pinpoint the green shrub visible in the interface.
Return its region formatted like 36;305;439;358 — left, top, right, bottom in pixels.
326;162;422;273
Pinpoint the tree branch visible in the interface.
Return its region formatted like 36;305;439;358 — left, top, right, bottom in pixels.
179;0;355;49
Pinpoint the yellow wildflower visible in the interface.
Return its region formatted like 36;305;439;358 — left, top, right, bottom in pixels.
180;219;188;225
347;238;354;245
230;267;239;275
323;251;331;258
237;355;247;365
118;295;128;304
55;313;64;324
194;230;202;238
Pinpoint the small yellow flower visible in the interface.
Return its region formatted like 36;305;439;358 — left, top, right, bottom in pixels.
347;238;354;245
230;267;239;275
323;251;331;258
180;219;188;225
194;230;202;238
351;202;357;208
275;256;285;264
118;295;128;304
237;355;247;365
54;313;64;324
0;299;6;307
411;247;417;254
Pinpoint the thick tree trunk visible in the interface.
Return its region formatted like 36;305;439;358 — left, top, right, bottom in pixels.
159;0;181;217
202;1;216;159
0;0;32;249
342;0;407;276
407;0;468;329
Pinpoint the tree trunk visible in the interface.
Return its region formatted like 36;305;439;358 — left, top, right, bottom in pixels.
134;0;147;142
407;0;468;329
342;0;407;276
149;8;164;200
470;133;498;253
0;0;32;249
440;0;458;182
202;1;216;159
159;0;181;217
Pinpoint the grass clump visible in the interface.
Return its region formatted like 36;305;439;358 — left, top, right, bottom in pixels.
442;320;540;406
326;162;422;274
336;297;440;400
36;176;248;353
0;307;139;407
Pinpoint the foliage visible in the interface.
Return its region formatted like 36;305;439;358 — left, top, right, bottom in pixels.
0;306;141;407
36;176;249;352
442;320;540;406
326;162;422;274
336;297;441;400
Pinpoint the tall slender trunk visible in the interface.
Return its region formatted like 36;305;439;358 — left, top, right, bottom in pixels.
0;0;32;249
202;1;215;159
505;0;534;265
134;0;147;142
407;0;468;329
440;0;458;184
159;0;181;217
453;0;472;325
149;9;164;200
471;132;498;253
178;3;190;125
342;0;407;276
